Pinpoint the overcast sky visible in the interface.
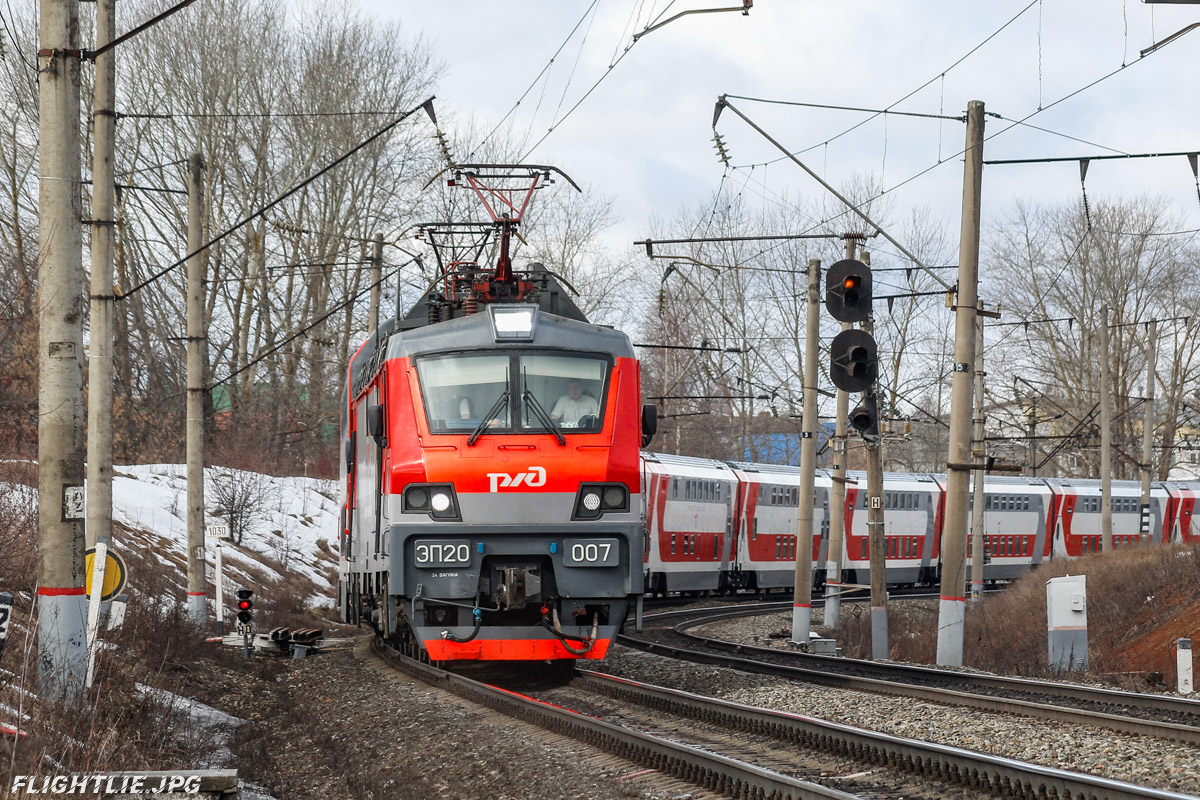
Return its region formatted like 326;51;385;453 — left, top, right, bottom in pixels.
362;1;1200;266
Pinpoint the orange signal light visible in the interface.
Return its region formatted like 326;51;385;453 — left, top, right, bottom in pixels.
844;276;859;289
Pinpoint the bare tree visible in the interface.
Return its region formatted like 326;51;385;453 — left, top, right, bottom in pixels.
987;197;1200;478
208;468;269;545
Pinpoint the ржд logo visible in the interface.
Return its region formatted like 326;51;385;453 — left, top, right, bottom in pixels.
487;466;546;492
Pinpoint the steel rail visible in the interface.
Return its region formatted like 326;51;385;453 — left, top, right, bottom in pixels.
670;606;1200;719
619;606;1200;746
371;639;859;800
577;669;1199;800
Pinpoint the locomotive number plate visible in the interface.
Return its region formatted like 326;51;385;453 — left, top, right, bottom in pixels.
414;540;472;568
563;538;619;567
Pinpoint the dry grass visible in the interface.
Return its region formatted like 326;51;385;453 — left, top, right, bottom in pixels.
830;542;1200;682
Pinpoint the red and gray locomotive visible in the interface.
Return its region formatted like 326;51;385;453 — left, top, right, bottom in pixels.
338;166;654;661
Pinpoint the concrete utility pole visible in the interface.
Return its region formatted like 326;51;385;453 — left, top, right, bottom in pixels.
823;238;857;630
1100;303;1113;552
970;306;986;603
1026;397;1037;478
235;226;264;395
86;0;117;558
937;99;984;668
863;310;888;660
1140;320;1157;539
186;152;207;626
866;417;887;659
791;258;820;647
37;0;88;701
369;232;384;331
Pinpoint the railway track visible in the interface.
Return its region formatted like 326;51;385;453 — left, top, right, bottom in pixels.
372;637;1197;800
620;604;1200;746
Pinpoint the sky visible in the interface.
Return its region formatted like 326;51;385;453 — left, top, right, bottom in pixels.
361;1;1200;269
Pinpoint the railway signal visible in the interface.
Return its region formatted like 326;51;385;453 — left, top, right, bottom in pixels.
825;259;872;323
235;588;254;661
829;329;878;393
235;589;254;625
849;393;880;443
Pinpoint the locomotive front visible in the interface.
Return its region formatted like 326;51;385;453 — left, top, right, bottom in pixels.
343;304;646;660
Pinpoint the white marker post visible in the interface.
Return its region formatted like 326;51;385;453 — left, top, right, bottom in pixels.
85;537;110;688
207;524;230;636
1179;639;1193;694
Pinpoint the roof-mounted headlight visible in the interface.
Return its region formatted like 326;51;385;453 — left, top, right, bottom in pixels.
488;305;537;342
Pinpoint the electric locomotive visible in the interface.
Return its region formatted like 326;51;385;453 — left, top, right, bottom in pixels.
338;165;654;661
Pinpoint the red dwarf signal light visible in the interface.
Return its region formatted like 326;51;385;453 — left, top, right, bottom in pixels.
235;588;254;624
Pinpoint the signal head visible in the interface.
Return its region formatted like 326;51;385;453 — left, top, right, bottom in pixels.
829;329;878;393
234;588;254;624
826;259;872;323
849;393;880;443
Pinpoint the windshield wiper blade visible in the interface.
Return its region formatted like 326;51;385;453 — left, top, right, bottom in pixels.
468;390;509;446
523;390;566;446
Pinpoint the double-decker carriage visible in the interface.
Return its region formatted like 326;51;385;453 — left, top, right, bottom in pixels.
338;166;654;660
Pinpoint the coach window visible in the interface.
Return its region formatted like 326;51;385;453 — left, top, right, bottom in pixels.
416;354;510;432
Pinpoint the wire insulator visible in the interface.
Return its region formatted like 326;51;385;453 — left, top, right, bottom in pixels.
434;129;454;168
712;132;731;166
1081;183;1092;232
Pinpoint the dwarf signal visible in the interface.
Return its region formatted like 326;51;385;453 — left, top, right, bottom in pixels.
235;589;254;624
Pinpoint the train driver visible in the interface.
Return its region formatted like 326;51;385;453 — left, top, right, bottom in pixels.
549;379;599;426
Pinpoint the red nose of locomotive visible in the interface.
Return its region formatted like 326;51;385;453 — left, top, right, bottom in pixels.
342;305;646;660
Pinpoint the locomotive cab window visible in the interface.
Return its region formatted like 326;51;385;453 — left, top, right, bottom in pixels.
519;353;610;432
416;354;511;432
415;351;612;435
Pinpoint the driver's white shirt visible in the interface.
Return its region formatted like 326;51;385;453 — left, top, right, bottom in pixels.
550;394;599;424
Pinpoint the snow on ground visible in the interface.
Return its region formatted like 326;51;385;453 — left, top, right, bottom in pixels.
111;465;340;607
135;683;243;768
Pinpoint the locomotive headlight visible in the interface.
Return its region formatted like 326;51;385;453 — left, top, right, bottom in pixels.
403;484;460;520
488;305;537;341
573;483;629;519
602;486;627;510
407;487;430;510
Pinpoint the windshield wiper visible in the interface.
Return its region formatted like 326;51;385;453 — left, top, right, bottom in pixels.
468;390;509;446
523;390;566;446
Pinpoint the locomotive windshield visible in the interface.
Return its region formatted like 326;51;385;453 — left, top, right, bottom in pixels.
416;352;611;434
519;354;608;432
416;354;511;432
